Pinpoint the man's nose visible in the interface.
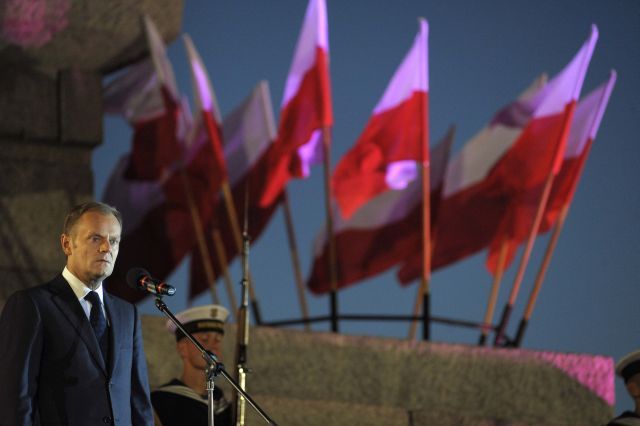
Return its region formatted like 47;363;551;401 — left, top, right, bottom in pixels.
99;239;111;252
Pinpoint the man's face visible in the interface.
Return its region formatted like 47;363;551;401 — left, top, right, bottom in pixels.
61;211;121;288
179;330;225;371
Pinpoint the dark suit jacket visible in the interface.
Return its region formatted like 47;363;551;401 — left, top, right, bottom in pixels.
0;275;154;425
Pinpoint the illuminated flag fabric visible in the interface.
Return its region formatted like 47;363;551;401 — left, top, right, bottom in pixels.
307;127;452;294
120;15;183;181
396;75;548;284
484;26;598;275
104;111;220;302
485;69;616;273
101;22;219;302
332;18;429;219
183;34;227;193
189;82;281;298
259;0;333;207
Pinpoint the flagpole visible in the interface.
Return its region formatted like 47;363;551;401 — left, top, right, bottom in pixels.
514;138;594;346
281;190;311;331
322;125;339;332
408;125;454;341
493;156;558;346
408;274;424;341
409;224;437;341
418;19;431;341
179;169;220;304
203;111;264;325
419;162;431;341
515;66;616;346
212;227;239;319
221;181;263;325
494;102;576;346
513;204;567;347
478;238;508;346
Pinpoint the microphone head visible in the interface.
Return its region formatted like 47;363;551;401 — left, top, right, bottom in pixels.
126;267;149;290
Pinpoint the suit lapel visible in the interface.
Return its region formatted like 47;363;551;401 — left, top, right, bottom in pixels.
104;293;120;377
49;276;108;375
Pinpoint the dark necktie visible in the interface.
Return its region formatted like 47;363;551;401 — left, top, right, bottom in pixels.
85;291;109;364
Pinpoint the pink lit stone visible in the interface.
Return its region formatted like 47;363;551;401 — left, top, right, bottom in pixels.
2;0;70;48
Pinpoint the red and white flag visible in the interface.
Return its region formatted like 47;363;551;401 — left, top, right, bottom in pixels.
485;26;599;274
485;69;616;273
259;0;333;207
101;19;218;302
541;70;616;230
397;74;549;283
332;18;429;219
307;127;452;294
183;34;227;194
116;15;184;181
189;81;281;299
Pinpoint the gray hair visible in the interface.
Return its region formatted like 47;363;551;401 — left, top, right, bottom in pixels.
63;201;123;235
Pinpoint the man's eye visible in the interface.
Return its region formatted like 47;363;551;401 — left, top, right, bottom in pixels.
110;239;120;246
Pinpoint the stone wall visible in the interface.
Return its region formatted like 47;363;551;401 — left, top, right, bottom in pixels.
0;0;183;308
142;315;614;426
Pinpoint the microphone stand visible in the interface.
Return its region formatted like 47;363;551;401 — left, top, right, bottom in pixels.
154;297;277;425
234;186;251;426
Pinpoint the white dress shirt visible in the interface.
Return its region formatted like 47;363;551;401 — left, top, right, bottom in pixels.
62;267;109;324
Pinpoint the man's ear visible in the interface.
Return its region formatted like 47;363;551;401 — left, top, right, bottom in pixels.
176;340;187;359
61;234;72;256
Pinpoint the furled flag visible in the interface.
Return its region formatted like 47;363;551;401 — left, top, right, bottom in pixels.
259;0;333;207
397;74;548;284
189;81;281;299
484;26;599;275
332;18;429;219
307;127;452;294
485;69;616;273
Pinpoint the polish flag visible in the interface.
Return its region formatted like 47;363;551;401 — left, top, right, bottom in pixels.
332;18;429;219
101;21;219;301
100;17;186;301
103;98;220;302
485;69;616;273
189;81;281;299
485;26;599;275
259;0;333;207
120;15;183;181
395;74;549;284
307;128;452;294
183;34;227;193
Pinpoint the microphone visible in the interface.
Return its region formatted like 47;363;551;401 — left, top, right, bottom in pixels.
126;267;176;296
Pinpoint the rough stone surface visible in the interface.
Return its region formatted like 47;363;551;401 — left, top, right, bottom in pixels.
0;189;90;305
142;316;613;426
0;0;184;307
0;1;183;73
0;67;58;140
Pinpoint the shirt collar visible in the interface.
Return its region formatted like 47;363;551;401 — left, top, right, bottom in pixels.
62;267;105;303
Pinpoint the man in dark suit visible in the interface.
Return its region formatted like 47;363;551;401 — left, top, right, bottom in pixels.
0;201;154;425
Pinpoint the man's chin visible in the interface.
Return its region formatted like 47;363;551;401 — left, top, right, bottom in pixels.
89;269;113;284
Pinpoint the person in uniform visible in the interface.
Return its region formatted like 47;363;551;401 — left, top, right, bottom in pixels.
151;304;232;426
608;350;640;426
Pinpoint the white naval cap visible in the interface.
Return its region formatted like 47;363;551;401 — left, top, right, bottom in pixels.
167;304;230;341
